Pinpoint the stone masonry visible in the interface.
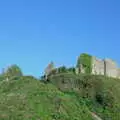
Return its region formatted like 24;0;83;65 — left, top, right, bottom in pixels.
44;54;120;79
104;59;118;78
90;56;120;78
92;56;105;76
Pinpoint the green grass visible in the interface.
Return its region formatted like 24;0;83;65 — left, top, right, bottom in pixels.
0;73;120;120
48;73;120;120
0;76;92;120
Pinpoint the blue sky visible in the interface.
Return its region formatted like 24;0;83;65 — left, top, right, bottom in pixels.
0;0;120;77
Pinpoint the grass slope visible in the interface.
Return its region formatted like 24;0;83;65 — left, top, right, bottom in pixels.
0;76;92;120
0;73;120;120
49;73;120;120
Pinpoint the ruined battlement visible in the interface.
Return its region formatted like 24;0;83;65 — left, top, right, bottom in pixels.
45;53;120;79
78;54;120;78
92;56;105;76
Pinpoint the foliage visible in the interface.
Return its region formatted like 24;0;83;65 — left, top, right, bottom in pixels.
67;67;76;73
95;90;114;108
0;76;93;120
3;64;23;79
49;72;120;119
0;64;120;120
49;68;58;76
77;53;92;74
58;66;68;73
0;75;5;81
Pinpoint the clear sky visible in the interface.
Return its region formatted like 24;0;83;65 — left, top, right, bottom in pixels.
0;0;120;77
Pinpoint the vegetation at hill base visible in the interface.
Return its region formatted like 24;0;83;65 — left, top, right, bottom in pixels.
0;64;120;120
0;75;92;120
48;72;120;120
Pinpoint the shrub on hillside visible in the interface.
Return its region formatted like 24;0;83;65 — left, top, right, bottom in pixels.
79;75;104;100
68;67;76;73
76;53;92;74
58;66;68;73
3;64;23;80
96;90;114;108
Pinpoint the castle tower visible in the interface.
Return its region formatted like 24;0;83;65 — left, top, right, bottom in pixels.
76;53;120;78
104;59;118;78
44;62;55;80
91;56;105;76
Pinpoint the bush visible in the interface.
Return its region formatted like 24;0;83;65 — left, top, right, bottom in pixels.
77;53;92;74
58;66;68;73
3;64;23;79
68;67;76;73
96;90;114;108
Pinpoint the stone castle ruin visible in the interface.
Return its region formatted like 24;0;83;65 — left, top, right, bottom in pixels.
78;54;120;78
45;53;120;79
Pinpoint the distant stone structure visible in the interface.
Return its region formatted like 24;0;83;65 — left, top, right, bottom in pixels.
104;59;118;78
45;62;55;80
92;56;105;75
78;55;120;78
44;54;120;79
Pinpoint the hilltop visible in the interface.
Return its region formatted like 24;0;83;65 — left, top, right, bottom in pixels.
0;73;120;120
0;54;120;120
44;53;120;79
0;75;93;120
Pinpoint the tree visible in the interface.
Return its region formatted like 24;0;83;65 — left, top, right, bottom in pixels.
68;67;76;73
76;53;92;74
3;64;23;80
58;66;67;73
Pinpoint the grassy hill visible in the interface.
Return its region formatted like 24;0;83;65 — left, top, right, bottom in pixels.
48;73;120;120
0;76;92;120
0;73;120;120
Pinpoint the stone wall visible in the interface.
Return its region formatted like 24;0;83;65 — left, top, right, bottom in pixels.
117;69;120;79
104;59;118;78
91;56;105;76
78;54;120;79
